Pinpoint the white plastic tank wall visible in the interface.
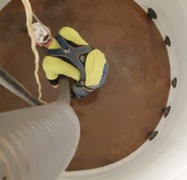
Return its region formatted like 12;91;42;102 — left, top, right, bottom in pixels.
59;0;187;179
0;0;11;11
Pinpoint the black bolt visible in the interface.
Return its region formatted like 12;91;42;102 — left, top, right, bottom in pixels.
171;78;177;88
148;131;158;141
163;106;171;118
147;8;157;19
165;36;171;46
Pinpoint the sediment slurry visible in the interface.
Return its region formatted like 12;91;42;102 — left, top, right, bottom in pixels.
0;0;170;170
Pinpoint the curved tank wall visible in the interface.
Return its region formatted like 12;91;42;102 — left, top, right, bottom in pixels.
0;0;11;11
58;0;187;179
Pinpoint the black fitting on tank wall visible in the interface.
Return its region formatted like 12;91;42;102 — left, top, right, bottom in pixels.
147;8;157;19
171;77;177;88
148;131;158;141
162;106;171;118
165;36;171;46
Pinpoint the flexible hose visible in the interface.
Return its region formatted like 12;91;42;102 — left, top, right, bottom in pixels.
21;0;47;104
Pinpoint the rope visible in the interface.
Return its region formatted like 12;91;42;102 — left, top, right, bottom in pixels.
21;0;47;104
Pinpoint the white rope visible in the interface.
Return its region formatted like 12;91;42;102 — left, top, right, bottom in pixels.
21;0;47;104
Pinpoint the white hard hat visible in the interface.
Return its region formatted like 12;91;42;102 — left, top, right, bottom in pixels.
32;22;51;44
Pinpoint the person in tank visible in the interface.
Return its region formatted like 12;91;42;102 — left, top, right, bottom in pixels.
32;22;108;99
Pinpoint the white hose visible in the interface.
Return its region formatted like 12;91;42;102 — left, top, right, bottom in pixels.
21;0;47;104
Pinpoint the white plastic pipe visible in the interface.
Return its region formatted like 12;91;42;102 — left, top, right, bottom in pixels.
58;0;187;180
0;79;80;180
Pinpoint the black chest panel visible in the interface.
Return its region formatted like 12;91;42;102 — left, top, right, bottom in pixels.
47;34;93;84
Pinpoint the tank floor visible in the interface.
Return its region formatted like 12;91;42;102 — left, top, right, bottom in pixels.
0;0;170;170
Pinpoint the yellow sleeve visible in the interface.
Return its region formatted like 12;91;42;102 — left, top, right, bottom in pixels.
58;27;88;46
42;55;80;81
42;56;59;80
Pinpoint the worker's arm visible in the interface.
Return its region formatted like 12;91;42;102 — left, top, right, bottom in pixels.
59;27;88;46
42;56;60;88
